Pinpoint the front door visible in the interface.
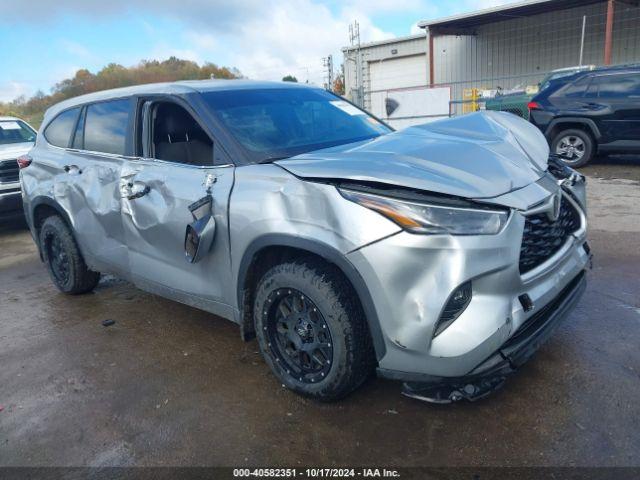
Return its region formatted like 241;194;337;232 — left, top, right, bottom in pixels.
121;99;235;319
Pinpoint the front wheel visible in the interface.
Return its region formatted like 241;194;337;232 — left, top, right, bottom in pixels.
39;215;101;294
254;260;374;401
551;129;594;168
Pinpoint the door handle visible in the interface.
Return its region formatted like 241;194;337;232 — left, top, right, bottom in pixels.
126;181;150;200
63;164;82;175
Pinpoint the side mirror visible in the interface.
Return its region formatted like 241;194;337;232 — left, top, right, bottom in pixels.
385;98;399;117
184;195;216;263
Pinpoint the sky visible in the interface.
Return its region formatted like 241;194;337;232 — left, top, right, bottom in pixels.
0;0;519;102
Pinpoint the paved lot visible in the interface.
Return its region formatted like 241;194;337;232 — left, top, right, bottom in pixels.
1;158;639;467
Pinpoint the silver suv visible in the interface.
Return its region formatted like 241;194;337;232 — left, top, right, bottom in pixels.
20;81;590;402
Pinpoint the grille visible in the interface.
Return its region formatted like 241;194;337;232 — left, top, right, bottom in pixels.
519;196;581;275
0;159;19;183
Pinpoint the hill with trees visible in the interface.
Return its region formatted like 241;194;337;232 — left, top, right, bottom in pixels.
0;57;241;128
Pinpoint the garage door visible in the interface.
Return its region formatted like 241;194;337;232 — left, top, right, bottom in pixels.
368;54;427;92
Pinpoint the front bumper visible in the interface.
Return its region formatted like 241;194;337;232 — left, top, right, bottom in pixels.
346;189;589;381
386;271;586;402
0;186;23;220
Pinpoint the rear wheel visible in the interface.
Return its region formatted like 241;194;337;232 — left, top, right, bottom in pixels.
551;129;594;168
254;259;374;401
40;216;100;294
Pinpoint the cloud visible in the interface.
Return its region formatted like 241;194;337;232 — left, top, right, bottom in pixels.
60;39;92;58
0;82;32;102
223;0;395;84
184;32;217;52
1;0;523;93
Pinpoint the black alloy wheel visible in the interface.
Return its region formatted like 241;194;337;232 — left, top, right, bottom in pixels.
264;288;334;384
39;215;100;294
45;231;71;286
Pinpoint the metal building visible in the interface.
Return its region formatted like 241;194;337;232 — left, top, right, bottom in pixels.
343;0;640;124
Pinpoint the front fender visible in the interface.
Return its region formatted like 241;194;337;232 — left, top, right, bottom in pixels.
236;234;388;361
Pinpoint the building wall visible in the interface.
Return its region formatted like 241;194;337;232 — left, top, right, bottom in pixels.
343;0;640;118
343;35;427;110
430;1;640;114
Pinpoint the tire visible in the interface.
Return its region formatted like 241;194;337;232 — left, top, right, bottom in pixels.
39;215;100;294
254;259;374;401
551;128;594;168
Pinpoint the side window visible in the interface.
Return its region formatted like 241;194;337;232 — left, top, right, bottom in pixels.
150;102;213;166
594;74;640;98
84;99;130;155
44;107;81;148
558;76;592;98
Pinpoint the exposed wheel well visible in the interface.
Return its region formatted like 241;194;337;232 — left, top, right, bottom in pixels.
33;204;63;236
239;246;374;351
31;203;73;260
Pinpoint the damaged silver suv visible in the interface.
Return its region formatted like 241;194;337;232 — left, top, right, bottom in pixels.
20;81;590;402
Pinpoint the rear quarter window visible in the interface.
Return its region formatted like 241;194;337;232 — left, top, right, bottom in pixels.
84;99;131;155
44;108;81;148
593;73;640;98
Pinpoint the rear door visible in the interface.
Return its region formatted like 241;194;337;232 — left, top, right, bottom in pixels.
62;98;133;277
586;72;640;144
120;97;235;318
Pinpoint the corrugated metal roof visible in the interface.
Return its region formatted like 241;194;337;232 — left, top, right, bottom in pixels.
341;33;426;52
418;0;606;29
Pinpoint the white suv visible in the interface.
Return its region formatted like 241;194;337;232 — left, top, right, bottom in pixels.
0;116;36;220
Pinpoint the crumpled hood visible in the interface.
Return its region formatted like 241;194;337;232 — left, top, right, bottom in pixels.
0;142;33;161
275;111;549;199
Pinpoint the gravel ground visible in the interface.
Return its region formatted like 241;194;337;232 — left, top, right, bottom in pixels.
0;159;638;467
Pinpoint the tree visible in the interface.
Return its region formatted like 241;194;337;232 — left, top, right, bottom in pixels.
0;58;242;128
333;74;345;96
282;75;298;83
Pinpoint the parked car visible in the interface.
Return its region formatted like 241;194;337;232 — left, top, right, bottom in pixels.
485;65;595;120
1;116;36;220
20;81;590;403
528;65;640;167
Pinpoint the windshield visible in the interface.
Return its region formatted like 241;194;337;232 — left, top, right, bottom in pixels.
0;120;36;145
202;88;391;163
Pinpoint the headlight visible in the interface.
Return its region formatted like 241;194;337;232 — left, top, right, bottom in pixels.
339;189;509;235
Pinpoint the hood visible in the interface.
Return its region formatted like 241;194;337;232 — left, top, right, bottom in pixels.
0;142;34;161
275;111;549;199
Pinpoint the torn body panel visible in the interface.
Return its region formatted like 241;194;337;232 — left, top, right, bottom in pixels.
229;163;401;270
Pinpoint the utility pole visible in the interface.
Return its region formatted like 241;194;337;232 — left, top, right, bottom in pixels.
604;0;615;65
579;15;586;66
348;20;363;107
322;55;334;91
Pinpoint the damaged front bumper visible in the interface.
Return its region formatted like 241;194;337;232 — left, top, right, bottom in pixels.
384;270;587;403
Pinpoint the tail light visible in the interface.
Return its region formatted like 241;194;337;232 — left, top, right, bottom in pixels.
17;154;32;169
527;101;541;111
